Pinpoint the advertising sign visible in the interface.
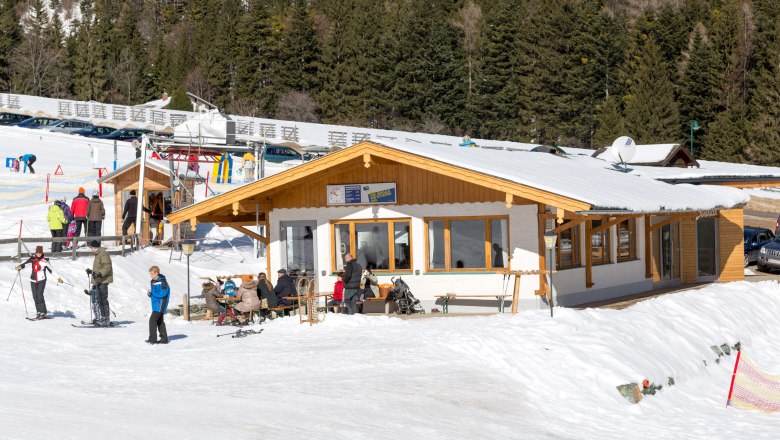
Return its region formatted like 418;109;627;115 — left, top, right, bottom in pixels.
327;183;397;205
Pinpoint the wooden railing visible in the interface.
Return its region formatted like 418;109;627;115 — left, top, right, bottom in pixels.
0;234;140;262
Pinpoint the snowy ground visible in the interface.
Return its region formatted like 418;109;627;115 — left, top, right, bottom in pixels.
1;119;779;439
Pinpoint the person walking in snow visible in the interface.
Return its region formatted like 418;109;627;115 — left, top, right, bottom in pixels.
87;190;105;239
86;240;113;326
146;265;170;344
19;153;36;173
16;246;52;319
121;190;138;237
70;187;90;238
47;200;66;253
148;193;165;245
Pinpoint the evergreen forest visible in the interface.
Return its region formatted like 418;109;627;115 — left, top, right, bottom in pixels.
1;0;779;164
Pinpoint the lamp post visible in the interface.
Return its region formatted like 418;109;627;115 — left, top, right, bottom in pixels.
182;241;195;322
543;231;558;318
689;120;700;158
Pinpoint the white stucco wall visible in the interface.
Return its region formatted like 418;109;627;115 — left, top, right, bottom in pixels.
267;202;546;310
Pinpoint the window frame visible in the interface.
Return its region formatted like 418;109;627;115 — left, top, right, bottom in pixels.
555;220;580;270
330;218;413;273
590;219;611;265
423;215;510;273
616;218;637;262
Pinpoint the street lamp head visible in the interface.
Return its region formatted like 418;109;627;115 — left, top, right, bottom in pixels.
690;120;700;131
543;231;558;250
182;242;195;256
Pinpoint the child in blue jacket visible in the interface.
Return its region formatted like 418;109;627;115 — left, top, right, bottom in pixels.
146;266;170;344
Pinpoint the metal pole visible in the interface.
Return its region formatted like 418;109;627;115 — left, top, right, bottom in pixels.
690;124;694;158
135;136;148;245
113;140;117;171
548;248;554;318
255;201;259;258
254;143;260;182
260;141;266;178
186;253;191;322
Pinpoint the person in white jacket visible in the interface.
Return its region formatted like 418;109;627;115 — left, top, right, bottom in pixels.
16;246;52;319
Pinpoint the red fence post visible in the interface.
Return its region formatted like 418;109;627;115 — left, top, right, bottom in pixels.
45;174;50;202
726;350;742;407
98;168;104;197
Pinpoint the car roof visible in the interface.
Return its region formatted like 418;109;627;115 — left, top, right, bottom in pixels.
744;227;771;234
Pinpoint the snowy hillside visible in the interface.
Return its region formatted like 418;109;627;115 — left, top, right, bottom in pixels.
1;109;778;440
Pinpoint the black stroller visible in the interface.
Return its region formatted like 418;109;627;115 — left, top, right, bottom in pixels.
389;277;425;315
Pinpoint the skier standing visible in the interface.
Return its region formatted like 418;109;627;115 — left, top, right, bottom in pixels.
146;265;170;344
47;201;66;253
70;187;89;238
16;246;52;319
86;240;113;326
86;190;105;238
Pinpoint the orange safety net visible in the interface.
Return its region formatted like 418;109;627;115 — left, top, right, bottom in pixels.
727;351;780;412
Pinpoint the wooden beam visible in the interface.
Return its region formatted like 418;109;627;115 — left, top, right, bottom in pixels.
224;225;269;244
505;193;513;209
363;153;371;168
551;217;587;235
556;207;565;224
590;215;631;236
585;219;593;288
190;216;197;232
197;214;266;224
644;215;651;279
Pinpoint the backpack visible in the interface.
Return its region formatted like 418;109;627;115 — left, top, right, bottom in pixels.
222;280;237;297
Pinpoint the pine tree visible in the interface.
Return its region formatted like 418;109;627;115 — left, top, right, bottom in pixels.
11;0;63;96
232;0;276;116
0;0;22;91
747;24;780;165
275;4;322;94
67;1;109;101
702;105;748;162
678;26;717;150
624;38;681;144
592;95;626;148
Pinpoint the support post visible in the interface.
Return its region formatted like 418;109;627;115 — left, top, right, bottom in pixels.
183;293;189;321
511;274;521;314
113;140;117;171
45;174;50;202
645;215;652;279
254;143;260;182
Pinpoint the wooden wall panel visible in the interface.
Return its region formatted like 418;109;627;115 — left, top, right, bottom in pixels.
718;208;745;282
680;217;697;283
269;160;506;209
651;229;661;282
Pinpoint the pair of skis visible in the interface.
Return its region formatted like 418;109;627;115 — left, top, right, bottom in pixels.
216;328;263;338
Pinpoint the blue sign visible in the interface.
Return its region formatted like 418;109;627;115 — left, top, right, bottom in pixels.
344;185;362;204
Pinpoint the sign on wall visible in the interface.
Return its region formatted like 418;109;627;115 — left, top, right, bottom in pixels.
327;183;397;205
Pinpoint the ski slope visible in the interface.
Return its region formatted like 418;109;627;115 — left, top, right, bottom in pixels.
1;117;779;440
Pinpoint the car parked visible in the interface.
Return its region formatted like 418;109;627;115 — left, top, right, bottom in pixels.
13;116;60;129
0;112;31;126
744;227;774;267
96;128;152;142
73;125;115;138
45;119;93;134
757;235;780;272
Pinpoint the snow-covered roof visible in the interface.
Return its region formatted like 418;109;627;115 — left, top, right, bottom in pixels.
627;160;780;182
595;144;680;164
98;158;170;184
373;140;747;213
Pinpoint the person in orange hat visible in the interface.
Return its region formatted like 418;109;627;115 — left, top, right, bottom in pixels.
70;187;89;237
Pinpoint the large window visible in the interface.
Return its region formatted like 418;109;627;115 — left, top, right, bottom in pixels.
332;219;412;272
425;216;509;271
556;220;580;269
617;218;636;262
590;219;611;265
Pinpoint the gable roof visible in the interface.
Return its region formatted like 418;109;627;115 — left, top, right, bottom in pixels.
97;158;170;185
166;141;748;226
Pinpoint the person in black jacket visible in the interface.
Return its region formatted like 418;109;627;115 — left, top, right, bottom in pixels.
342;253;362;315
273;268;297;306
256;272;277;309
122;190;138;236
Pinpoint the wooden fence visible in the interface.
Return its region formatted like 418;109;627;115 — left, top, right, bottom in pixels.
0;234;140;262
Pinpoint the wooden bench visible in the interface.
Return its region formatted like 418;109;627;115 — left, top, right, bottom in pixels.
434;294;510;314
363;297;396;314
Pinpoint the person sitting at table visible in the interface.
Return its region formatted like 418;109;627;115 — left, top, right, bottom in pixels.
273;268;297;306
327;272;344;312
233;275;260;323
256;272;277;309
202;279;221;318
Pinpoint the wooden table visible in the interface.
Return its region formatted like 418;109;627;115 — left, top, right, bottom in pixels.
434;294;510;314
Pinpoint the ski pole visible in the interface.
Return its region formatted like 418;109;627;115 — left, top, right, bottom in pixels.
216;331;238;338
19;271;28;316
6;270;21;301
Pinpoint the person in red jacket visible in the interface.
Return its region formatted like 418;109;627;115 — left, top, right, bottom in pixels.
326;272;344;312
70;187;90;238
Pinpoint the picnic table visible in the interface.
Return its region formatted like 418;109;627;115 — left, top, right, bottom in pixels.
433;293;510;314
